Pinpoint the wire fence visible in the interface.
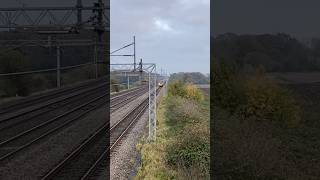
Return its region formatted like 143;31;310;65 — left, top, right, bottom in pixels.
0;60;107;99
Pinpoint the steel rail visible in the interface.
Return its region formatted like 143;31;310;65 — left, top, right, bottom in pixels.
0;77;107;114
0;93;106;162
0;82;107;122
0;85;107;138
68;87;161;179
0;86;145;143
110;88;148;113
41;92;150;180
0;86;148;162
109;86;147;102
81;102;149;180
0;85;145;143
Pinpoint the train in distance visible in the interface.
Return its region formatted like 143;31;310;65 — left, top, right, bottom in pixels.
158;80;165;87
140;80;166;87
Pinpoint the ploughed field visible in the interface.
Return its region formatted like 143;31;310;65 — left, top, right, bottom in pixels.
286;82;320;109
278;79;320;177
214;73;320;179
270;73;320;126
269;73;320;123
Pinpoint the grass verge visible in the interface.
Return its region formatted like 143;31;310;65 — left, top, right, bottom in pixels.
135;83;210;180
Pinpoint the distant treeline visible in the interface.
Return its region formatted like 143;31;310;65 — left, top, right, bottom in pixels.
212;33;320;72
170;72;210;84
110;74;141;92
0;30;107;70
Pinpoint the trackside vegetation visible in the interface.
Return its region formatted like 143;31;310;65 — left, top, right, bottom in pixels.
212;61;320;179
135;80;210;180
213;63;301;128
0;49;107;100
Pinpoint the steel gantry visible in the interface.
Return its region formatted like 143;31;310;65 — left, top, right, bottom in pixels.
110;36;173;141
146;63;157;141
111;37;160;140
110;63;158;141
0;0;109;32
0;0;109;88
110;36;137;71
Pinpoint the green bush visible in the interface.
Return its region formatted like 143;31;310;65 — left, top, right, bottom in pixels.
62;65;95;85
0;50;31;96
184;84;204;102
164;95;210;179
166;96;201;124
212;62;246;113
239;75;301;127
168;80;204;103
30;74;50;92
166;123;210;175
110;78;120;92
168;80;187;97
213;62;301;128
166;142;209;175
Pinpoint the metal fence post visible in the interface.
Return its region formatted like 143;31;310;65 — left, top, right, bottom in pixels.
56;45;61;88
154;69;157;140
93;44;96;78
148;64;157;141
127;73;130;89
166;77;169;96
94;43;98;79
148;71;151;140
133;36;136;71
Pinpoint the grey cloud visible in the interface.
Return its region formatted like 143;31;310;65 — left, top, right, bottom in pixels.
111;0;210;73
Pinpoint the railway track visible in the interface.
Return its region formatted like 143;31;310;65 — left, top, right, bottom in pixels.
110;87;148;113
0;82;144;125
41;87;161;179
0;85;148;163
42;95;150;180
0;77;108;116
0;84;108;138
0;85;147;137
0;93;107;162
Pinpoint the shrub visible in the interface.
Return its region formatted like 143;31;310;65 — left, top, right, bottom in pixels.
184;84;204;102
110;78;120;92
213;62;301;128
169;81;204;103
165;96;202;129
212;62;246;113
168;80;186;97
166;122;210;177
165;96;210;179
238;74;301;128
0;50;31;96
62;65;95;85
30;74;50;92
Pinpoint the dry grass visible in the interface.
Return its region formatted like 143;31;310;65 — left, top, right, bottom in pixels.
136;87;210;179
135;98;176;180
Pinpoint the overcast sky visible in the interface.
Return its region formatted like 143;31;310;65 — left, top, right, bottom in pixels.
213;0;320;38
111;0;210;74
